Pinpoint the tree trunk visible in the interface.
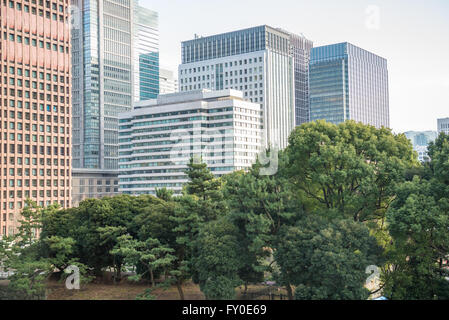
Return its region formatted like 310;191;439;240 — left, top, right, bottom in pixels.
286;283;293;300
176;280;185;300
114;264;122;285
150;269;155;288
244;283;248;295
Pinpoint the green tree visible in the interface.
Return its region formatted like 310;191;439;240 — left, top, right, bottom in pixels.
222;162;300;295
194;217;243;300
0;201;52;300
111;235;176;287
383;177;449;299
184;157;226;222
156;188;174;201
274;215;379;300
283;120;417;224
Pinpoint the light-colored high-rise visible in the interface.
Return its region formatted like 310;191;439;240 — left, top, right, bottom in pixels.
133;2;159;101
118;89;263;196
179;26;303;149
277;29;313;126
438;118;449;135
0;0;72;236
71;0;158;171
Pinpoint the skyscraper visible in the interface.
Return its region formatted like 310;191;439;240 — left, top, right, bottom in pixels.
309;42;390;128
133;2;159;101
179;26;301;149
0;0;72;236
71;0;158;171
278;30;313;126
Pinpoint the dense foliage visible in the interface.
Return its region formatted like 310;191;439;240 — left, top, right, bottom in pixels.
1;121;448;300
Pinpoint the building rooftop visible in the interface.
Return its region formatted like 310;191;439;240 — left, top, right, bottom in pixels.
133;89;245;109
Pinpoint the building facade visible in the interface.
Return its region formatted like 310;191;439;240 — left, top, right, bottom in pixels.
133;2;159;101
309;42;390;128
0;0;72;236
71;0;158;171
118;89;263;195
438;118;449;135
71;168;119;207
159;68;178;94
404;131;437;162
278;30;313;126
179;26;298;149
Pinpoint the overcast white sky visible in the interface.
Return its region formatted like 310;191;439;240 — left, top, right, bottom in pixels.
140;0;449;133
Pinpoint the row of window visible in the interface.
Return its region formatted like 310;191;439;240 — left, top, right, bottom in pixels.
2;110;69;123
3;77;69;94
0;166;69;177
0;121;69;134
180;57;264;74
1;133;69;145
1;156;69;166
5;0;67;22
0;100;69;115
3;32;69;53
2;65;68;83
2;177;68;187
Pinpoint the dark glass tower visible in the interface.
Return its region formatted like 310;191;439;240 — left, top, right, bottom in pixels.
309;42;390;128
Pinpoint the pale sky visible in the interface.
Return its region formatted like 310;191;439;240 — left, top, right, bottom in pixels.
140;0;449;133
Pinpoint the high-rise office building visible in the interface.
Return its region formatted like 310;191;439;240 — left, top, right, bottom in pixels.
133;2;159;101
118;89;263;196
71;0;158;171
309;42;390;128
179;25;302;149
159;68;178;94
438;118;449;135
278;30;313;126
0;0;72;236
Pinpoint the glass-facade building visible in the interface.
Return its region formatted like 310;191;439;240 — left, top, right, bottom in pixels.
279;30;313;126
309;42;390;128
133;3;159;101
72;0;159;170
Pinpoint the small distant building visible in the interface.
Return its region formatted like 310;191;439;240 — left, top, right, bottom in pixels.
159;68;178;94
72;169;120;207
438;118;449;135
404;131;438;162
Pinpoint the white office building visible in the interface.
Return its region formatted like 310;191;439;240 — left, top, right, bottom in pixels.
179;26;304;149
118;90;263;195
438;118;449;135
159;68;178;94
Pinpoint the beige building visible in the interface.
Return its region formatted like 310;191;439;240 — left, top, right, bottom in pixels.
71;169;120;207
0;0;72;236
